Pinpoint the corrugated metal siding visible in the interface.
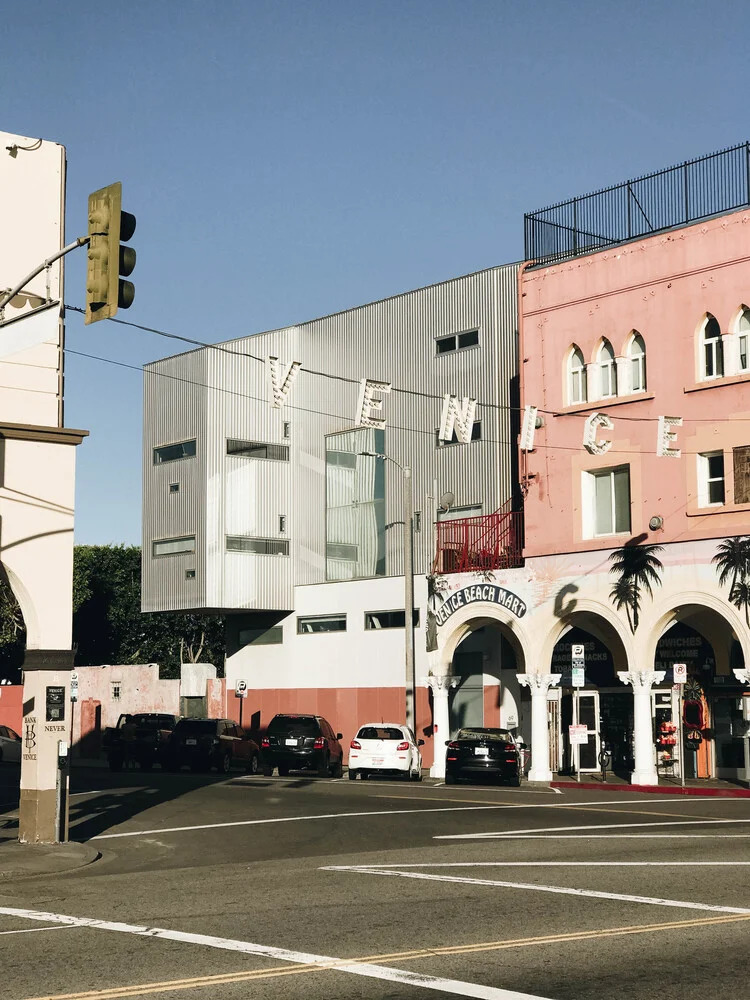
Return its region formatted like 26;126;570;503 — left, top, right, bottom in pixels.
142;264;519;612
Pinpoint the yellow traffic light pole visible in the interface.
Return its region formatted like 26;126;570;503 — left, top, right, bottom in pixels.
0;235;89;324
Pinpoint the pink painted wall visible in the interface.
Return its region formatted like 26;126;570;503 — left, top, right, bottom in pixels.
0;685;23;734
520;209;750;557
71;664;180;746
226;686;438;767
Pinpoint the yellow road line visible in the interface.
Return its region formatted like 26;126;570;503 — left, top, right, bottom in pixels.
23;912;750;1000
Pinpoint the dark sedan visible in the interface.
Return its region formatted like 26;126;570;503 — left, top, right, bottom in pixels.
445;727;525;786
169;718;260;774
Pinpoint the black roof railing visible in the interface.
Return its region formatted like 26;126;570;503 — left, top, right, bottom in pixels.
524;141;750;267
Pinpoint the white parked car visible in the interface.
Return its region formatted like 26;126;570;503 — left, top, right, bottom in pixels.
0;725;21;764
348;723;424;781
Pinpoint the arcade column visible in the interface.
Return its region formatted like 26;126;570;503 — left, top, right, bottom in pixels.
424;673;459;778
516;672;561;783
618;669;665;786
18;650;74;844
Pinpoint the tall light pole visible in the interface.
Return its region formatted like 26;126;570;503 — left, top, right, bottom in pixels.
360;452;416;733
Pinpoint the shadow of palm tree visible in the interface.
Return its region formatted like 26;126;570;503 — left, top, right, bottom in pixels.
608;536;663;632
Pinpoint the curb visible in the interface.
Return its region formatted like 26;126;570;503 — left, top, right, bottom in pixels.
0;841;100;880
550;780;750;797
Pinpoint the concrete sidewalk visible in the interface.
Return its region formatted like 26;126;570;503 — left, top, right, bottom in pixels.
0;839;100;880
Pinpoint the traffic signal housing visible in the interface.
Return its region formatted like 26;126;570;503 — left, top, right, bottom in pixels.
85;182;136;325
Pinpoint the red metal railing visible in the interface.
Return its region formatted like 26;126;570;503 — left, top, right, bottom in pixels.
432;501;524;575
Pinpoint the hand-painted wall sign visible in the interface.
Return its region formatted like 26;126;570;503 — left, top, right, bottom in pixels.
434;584;527;627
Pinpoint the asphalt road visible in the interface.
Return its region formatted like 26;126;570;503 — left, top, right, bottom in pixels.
1;762;749;1000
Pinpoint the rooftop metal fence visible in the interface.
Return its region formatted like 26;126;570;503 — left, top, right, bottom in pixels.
524;141;750;266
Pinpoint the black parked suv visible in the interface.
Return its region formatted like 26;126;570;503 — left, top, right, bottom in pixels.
261;714;344;777
169;718;260;774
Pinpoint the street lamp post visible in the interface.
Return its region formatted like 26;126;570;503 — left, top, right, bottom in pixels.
360;452;416;733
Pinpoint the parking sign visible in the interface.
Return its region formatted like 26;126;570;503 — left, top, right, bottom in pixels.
235;679;248;698
673;663;687;685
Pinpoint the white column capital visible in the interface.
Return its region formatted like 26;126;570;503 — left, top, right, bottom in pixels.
617;670;665;691
517;672;561;695
733;668;750;686
423;673;460;694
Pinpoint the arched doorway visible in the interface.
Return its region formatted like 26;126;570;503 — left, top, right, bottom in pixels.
450;621;523;737
550;611;631;778
653;606;748;781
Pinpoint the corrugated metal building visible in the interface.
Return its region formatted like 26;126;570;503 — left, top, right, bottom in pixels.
142;263;521;768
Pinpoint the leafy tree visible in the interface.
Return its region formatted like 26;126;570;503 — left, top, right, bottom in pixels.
713;537;750;625
0;569;25;682
73;545;225;675
608;541;664;632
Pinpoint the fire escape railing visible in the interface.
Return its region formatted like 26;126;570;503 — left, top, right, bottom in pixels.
432;500;524;575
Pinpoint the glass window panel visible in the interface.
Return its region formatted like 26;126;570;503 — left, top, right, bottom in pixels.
238;626;283;646
297;615;347;634
226;536;289;555
436;336;456;354
325;428;385;581
457;330;479;349
594;474;612;535
153;440;196;464
152;535;196;557
227;440;289;461
708;479;726;504
613;466;631;533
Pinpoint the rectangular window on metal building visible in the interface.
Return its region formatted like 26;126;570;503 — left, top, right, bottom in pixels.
365;610;421;630
227;439;290;461
238;626;284;646
152;535;196;557
153;440;196;464
297;614;347;635
226;536;290;556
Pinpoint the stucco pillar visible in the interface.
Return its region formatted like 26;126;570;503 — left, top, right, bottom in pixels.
517;672;561;783
618;670;665;786
722;334;739;377
614;356;630;396
424;673;459;778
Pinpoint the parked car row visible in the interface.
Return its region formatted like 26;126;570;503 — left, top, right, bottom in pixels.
0;725;21;763
444;727;527;786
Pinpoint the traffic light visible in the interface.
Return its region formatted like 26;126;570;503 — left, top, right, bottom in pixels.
85;182;136;325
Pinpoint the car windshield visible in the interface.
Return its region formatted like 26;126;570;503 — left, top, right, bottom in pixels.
357;726;404;740
456;728;514;742
175;720;216;735
268;716;320;736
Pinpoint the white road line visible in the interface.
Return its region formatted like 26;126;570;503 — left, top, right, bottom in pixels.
551;787;563;795
90;796;727;840
324;861;750;868
435;818;750;839
0;906;552;1000
0;924;74;936
323;867;750;915
463;834;750;839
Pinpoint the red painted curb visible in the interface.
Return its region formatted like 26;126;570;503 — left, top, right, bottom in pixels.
550;781;750;797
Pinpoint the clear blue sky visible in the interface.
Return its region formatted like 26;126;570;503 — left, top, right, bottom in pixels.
3;0;749;544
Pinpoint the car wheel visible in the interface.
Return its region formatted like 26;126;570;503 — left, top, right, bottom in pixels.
218;753;231;774
247;753;260;775
262;763;273;777
360;770;368;780
317;752;330;778
510;771;522;788
411;768;422;782
331;756;343;779
445;772;456;785
278;764;290;777
348;767;358;780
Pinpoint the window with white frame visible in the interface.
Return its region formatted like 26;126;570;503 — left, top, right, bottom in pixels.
567;346;587;405
111;682;121;702
628;333;647;392
597;339;617;397
738;308;750;373
152;535;196;557
702;315;724;379
584;465;631;537
698;451;725;506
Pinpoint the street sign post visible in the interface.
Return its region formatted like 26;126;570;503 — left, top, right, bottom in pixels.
235;679;248;728
673;663;687;787
571;645;585;782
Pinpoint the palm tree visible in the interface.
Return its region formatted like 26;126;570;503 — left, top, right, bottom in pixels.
608;541;664;632
713;537;750;625
609;576;636;633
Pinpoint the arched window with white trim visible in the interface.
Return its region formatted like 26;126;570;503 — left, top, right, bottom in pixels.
567;346;587;405
628;333;647;392
597;339;617;397
702;314;724;379
738;308;750;373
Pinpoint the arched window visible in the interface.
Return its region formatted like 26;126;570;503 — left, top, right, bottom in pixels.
628;333;647;392
567;346;587;404
703;314;724;379
738;308;750;373
597;339;617;397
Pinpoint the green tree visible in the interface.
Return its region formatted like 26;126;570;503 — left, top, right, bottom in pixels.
713;537;750;625
73;545;225;674
0;568;25;681
608;541;664;632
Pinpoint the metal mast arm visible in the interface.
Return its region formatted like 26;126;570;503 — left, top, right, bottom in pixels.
0;236;89;316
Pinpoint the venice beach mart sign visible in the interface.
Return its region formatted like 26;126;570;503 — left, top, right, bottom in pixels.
434;584;527;627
